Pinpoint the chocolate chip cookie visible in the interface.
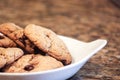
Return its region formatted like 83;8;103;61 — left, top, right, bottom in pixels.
4;54;63;73
0;33;16;47
24;24;72;65
0;23;35;53
0;56;6;69
0;47;24;68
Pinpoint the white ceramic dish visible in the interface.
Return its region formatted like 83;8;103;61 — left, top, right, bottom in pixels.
0;35;107;80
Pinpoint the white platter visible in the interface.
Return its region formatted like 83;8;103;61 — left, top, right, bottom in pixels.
0;35;107;80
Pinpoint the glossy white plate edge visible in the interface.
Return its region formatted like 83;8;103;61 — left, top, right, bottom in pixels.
0;35;107;77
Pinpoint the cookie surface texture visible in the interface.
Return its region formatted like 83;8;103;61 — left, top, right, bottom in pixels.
0;47;24;68
4;54;63;72
24;24;72;65
0;33;16;47
0;23;35;53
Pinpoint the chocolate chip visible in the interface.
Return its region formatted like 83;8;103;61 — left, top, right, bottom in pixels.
18;36;26;45
19;37;23;42
24;65;34;71
22;35;27;40
46;34;50;38
0;35;4;39
61;60;66;65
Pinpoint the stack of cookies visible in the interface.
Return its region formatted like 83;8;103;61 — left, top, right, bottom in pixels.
0;23;72;73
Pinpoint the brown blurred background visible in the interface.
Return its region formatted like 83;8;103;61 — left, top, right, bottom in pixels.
0;0;120;80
